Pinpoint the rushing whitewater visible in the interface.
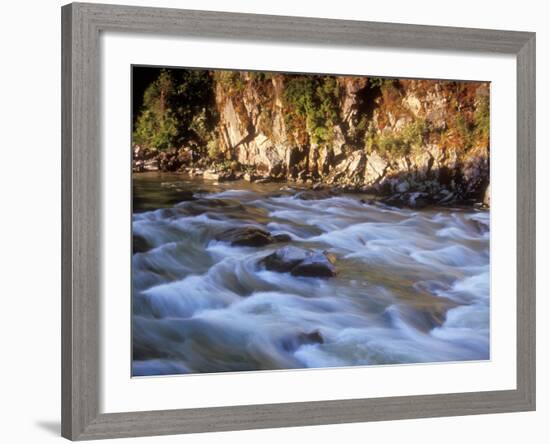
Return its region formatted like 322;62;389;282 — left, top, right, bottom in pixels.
132;173;490;376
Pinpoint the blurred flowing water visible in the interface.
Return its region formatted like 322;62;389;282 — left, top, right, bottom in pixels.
132;173;490;376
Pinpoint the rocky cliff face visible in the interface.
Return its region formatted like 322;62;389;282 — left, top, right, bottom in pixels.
214;73;490;204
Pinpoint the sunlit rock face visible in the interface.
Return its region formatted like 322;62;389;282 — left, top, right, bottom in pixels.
214;74;489;203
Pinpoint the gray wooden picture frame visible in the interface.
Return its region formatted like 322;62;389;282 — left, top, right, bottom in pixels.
61;2;536;440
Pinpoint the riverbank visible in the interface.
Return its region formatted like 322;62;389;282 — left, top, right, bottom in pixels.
132;72;490;211
132;156;490;210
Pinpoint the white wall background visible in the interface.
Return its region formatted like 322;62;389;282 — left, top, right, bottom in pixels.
0;0;546;443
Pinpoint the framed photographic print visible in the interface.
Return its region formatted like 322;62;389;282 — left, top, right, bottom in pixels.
61;2;536;440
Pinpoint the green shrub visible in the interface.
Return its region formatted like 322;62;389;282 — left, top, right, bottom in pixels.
283;75;341;145
133;69;216;151
368;77;395;89
207;139;221;160
133;109;179;152
474;93;490;143
369;118;427;158
215;71;246;95
402;118;426;150
248;71;273;82
455;114;475;149
377;133;408;157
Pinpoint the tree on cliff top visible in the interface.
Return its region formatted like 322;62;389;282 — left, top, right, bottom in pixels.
133;69;217;151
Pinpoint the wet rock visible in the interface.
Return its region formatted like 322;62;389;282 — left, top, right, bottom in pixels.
253;177;272;184
312;182;324;191
360;198;376;206
243;172;271;183
396;181;410;193
483;183;490;207
181;198;243;216
132;160;144;172
143;159;159;172
435;189;456;205
157;147;193;172
380;194;403;208
132;146;161;172
295;190;336;200
165;190;195;202
133;234;151;254
261;246;336;278
272;234;292;243
203;170;234;181
203;170;220;181
471;219;489;235
281;330;324;352
407;192;431;209
299;330;324;345
261;246;310;272
291;251;336;278
217;227;273;247
381;192;432;209
180;190;196;201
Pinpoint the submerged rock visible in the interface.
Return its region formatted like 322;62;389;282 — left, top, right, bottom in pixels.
381;192;432;209
291;251;336;278
294;190;337;200
180;198;245;216
261;246;309;272
272;233;292;243
178;190;196;202
253;177;272;184
217;227;273;247
299;330;324;345
281;330;325;352
203;170;235;181
260;246;336;278
216;227;292;248
133;234;151;254
471;219;490;235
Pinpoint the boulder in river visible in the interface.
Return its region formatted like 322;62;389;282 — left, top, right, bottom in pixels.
260;246;336;278
294;190;336;201
203;170;220;180
381;191;432;209
203;170;235;181
133;234;151;254
272;233;292;243
261;246;309;272
291;251;336;278
281;330;324;352
217;227;273;247
216;227;292;247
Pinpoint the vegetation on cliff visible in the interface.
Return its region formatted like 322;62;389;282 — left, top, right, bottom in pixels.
133;69;217;152
282;75;341;146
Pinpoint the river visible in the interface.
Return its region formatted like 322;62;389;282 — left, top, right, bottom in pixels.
132;172;490;376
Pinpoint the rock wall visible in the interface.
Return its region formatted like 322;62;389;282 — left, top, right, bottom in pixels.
214;74;490;204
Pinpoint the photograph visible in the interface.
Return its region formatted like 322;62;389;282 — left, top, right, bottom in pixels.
131;66;491;377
